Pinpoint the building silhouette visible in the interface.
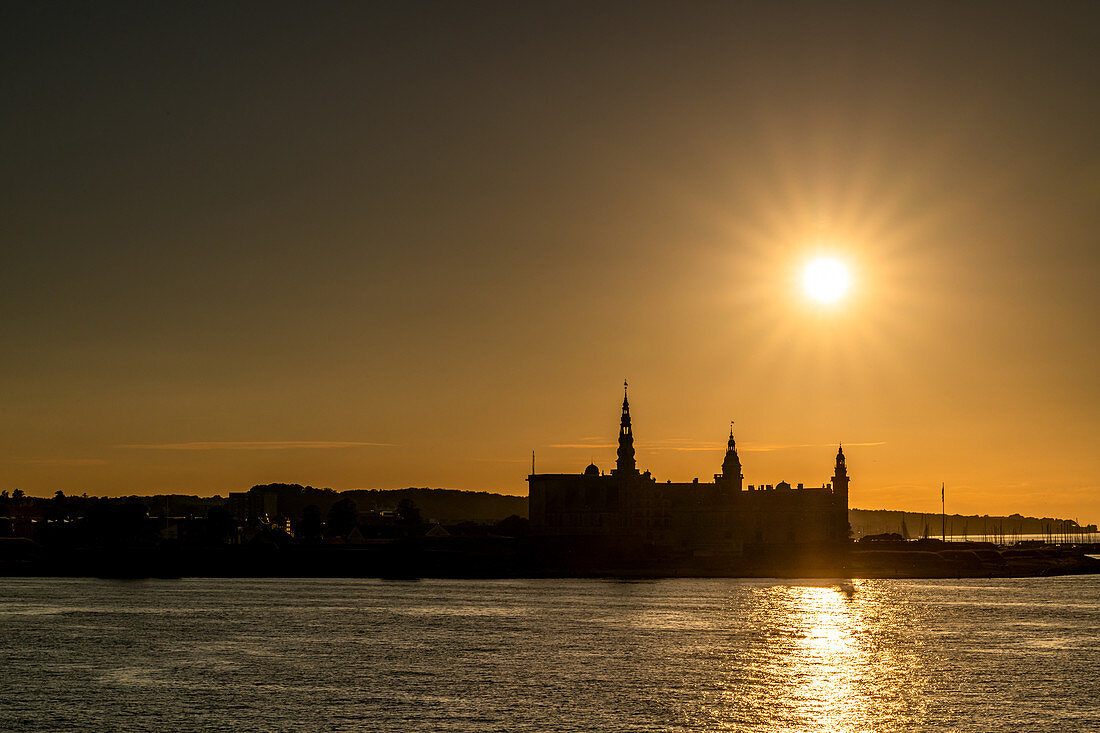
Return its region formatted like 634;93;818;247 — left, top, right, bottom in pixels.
528;384;849;566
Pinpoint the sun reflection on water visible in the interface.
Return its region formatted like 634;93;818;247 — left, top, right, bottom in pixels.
692;581;935;733
684;580;934;732
792;585;861;733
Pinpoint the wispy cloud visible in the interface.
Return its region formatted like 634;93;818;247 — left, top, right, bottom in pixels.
741;441;886;453
549;442;617;449
549;437;721;451
16;458;108;466
644;439;724;452
549;438;885;453
121;441;397;451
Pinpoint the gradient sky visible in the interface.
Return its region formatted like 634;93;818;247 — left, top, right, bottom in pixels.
3;2;1098;519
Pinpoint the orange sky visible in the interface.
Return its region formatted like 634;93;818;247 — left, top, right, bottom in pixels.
2;3;1098;520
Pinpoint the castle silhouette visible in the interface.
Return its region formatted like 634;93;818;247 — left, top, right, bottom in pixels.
528;384;849;568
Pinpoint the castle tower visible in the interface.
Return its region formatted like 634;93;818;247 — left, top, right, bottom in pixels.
720;423;743;491
615;381;637;475
832;444;850;541
832;444;849;502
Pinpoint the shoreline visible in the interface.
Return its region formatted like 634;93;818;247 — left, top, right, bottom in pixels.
2;538;1097;580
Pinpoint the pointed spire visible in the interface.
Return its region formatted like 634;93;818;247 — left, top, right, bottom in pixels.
721;420;742;482
619;384;633;427
616;380;636;475
834;442;848;480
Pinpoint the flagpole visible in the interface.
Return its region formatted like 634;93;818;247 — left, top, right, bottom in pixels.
941;482;946;543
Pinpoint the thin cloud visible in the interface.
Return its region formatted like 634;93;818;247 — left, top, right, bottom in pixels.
644;439;724;452
742;441;886;453
17;458;108;466
122;441;397;451
550;435;620;449
549;439;885;453
549;443;618;449
550;438;721;451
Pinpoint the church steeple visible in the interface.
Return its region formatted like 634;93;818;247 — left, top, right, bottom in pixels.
615;380;637;475
720;421;743;490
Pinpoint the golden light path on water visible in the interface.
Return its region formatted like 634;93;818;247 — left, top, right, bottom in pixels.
687;582;930;732
790;585;862;732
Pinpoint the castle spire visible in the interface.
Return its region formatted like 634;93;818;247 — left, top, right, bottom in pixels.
616;380;636;475
721;420;743;488
832;442;850;542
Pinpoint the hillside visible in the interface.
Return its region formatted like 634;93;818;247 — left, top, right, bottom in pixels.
343;488;527;524
849;508;1096;540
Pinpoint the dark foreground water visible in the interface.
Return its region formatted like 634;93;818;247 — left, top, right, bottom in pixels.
1;577;1098;732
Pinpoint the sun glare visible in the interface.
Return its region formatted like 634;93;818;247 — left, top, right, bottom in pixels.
802;257;851;304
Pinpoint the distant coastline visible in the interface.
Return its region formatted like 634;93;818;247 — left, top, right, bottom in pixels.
1;485;1097;579
3;486;1093;539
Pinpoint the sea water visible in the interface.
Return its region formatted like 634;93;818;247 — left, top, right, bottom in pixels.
1;577;1097;732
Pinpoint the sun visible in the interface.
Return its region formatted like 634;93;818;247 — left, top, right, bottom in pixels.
802;257;851;304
